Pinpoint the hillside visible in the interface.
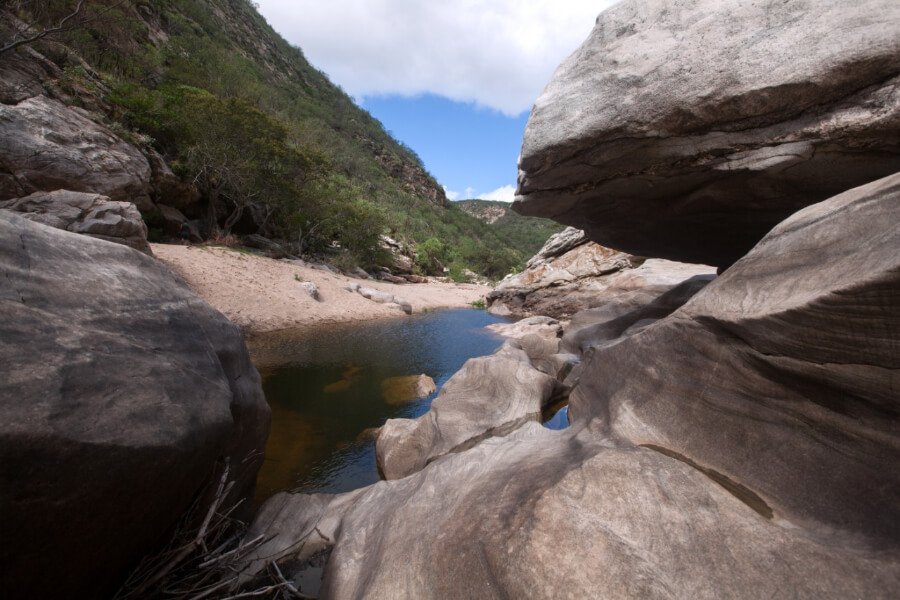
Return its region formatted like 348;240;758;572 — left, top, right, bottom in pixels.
456;199;564;258
0;0;524;279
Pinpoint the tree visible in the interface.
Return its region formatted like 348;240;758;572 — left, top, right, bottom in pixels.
0;0;130;56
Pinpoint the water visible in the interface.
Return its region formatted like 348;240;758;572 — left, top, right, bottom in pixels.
247;309;512;503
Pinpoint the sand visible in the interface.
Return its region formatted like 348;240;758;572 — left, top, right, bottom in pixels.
151;243;491;334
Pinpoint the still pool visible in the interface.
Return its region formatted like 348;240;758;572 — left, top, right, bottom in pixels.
247;309;513;504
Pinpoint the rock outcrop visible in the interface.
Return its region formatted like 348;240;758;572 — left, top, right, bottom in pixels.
488;226;715;319
1;190;151;254
0;213;270;599
572;173;900;543
0;95;153;209
238;174;900;598
514;0;900;266
375;338;560;480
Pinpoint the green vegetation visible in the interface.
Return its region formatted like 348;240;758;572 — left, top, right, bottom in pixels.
455;200;564;258
10;0;549;279
470;298;487;310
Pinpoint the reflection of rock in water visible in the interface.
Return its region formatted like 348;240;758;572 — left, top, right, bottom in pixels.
380;374;437;405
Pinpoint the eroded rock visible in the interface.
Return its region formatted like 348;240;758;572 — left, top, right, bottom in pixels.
515;0;900;266
0;213;270;599
488;227;714;319
572;172;900;543
1;189;151;254
376;342;557;480
240;174;900;598
0;95;152;207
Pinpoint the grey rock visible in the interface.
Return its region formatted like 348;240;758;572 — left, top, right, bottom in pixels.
571;172;900;545
486;315;562;341
298;280;320;301
0;95;152;207
357;286;396;304
0;46;55;104
376;341;557;480
146;148;200;212
350;266;370;280
488;228;715;319
515;0;900;266
242;424;899;599
1;189;151;254
0;213;270;599
525;226;588;268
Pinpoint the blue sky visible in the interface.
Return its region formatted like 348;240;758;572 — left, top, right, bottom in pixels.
360;95;528;201
253;1;617;201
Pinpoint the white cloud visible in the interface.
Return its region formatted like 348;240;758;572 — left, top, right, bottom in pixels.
254;0;617;116
442;186;460;201
480;184;517;203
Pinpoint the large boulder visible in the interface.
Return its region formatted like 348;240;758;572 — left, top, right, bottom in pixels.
488;227;714;319
238;174;900;597
515;0;900;266
1;189;151;254
376;341;559;480
572;172;900;543
0;95;153;209
0;213;271;599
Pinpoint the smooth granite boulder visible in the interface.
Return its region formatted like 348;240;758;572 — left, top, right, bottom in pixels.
0;95;153;208
1;189;151;254
515;0;900;266
0;213;270;599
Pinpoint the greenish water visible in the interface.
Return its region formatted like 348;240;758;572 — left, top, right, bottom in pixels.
248;309;513;503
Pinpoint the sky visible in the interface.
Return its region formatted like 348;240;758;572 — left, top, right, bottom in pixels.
253;1;618;201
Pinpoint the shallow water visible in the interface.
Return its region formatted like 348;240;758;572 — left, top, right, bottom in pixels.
248;309;512;504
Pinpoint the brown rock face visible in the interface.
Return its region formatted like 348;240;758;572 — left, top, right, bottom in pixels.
514;0;900;266
1;190;152;254
488;226;715;319
0;95;153;208
0;213;270;599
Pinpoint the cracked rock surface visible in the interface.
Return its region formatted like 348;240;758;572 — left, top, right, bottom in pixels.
514;0;900;266
1;189;151;254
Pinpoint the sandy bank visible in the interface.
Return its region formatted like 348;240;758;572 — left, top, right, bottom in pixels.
151;243;490;334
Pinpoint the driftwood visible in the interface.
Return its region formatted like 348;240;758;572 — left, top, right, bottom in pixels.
114;458;311;599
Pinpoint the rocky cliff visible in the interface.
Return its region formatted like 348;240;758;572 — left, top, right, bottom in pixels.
237;1;900;597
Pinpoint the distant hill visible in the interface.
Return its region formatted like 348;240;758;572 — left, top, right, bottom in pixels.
1;0;536;280
456;200;565;259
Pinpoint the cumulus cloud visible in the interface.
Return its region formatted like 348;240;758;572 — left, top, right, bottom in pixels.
442;186;460;201
254;0;617;116
480;184;517;203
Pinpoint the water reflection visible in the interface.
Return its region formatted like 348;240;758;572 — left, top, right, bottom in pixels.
248;309;510;504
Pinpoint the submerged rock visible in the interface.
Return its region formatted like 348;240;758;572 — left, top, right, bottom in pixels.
380;374;437;405
0;213;270;599
515;0;900;266
1;189;151;254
